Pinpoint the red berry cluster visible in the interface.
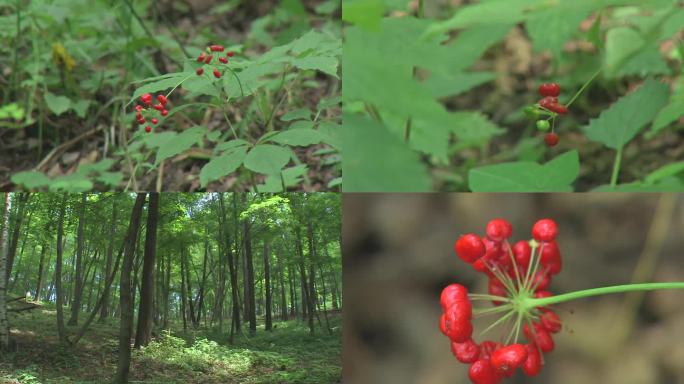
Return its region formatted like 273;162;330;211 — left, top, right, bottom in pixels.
135;93;170;133
441;218;564;383
196;44;234;79
537;83;567;148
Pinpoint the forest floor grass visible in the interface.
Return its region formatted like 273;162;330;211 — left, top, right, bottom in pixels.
0;308;341;383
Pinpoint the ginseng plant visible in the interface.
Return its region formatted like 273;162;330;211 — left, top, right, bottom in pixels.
440;218;684;384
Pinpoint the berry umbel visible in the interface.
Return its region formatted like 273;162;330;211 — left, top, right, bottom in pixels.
442;218;564;383
196;44;234;79
134;93;172;133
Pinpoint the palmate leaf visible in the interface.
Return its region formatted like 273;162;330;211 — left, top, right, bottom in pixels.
582;77;669;149
468;150;580;192
243;145;293;175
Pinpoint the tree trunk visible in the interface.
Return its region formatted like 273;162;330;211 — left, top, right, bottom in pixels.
34;243;48;300
164;250;171;329
135;193;159;348
278;250;287;321
113;193;147;384
318;263;332;335
182;247;197;327
100;199;117;322
306;221;316;335
180;247;188;331
244;220;256;334
0;193;11;349
68;193;87;326
264;241;272;331
5;193;29;283
53;194;70;344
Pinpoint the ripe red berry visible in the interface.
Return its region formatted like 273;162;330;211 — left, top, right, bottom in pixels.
141;93;153;105
209;44;225;52
531;270;551;291
479;341;499;360
227;51;234;57
444;308;473;343
539;96;558;110
539;83;561;97
151;118;158;125
440;284;469;311
544;133;559;147
522;344;541;377
161;109;168;117
145;126;151;133
540;240;562;275
135;105;144;112
485;218;512;242
197;53;206;62
532;219;558;242
454;234;486;263
491;344;528;374
547;103;568;114
197;68;204;76
137;118;145;125
540;310;562;333
152;104;163;111
219;57;228;64
204;55;213;64
157;95;167;106
451;339;480;364
512;240;531;268
469;359;502;384
213;69;221;78
524;323;554;352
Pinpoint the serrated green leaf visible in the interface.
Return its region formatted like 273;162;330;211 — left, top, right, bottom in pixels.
582;78;670;149
243;144;292;175
468;150;580;192
267;129;324;146
97;172;124;187
155;126;207;164
44;92;71;116
215;139;251;153
199;147;248;187
48;175;94;192
256;165;308;192
451;111;506;144
318;121;341;150
11;171;50;189
526;9;588;58
343;113;431;192
291;56;339;78
423;72;496;98
648;77;684;136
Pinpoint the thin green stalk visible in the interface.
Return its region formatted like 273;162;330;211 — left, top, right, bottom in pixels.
524;282;684;309
566;68;601;108
610;146;623;188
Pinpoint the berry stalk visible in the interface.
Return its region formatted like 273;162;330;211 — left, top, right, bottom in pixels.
523;282;684;309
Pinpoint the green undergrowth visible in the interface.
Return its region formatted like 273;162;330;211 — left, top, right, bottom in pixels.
0;307;341;384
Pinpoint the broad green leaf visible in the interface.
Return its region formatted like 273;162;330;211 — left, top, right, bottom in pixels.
587;12;604;48
644;161;684;185
256;165;308;192
267;129;324;146
48;175;94;192
592;178;684;192
617;45;670;77
291;56;339;78
605;27;644;76
131;72;191;103
244;144;292;175
423;72;496;98
71;99;91;118
183;74;220;97
648;77;684;137
44;92;71;116
468;150;580;192
215;139;251;153
199;147;248;187
450;111;506;144
97;172;123;187
342;0;385;30
343;114;431;192
281;108;312;121
318;121;341;150
155;126;207;164
526;9;588;58
11;171;50;189
582;78;669;149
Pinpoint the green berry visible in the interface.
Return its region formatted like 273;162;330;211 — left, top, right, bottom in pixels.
536;120;550;131
524;106;540;118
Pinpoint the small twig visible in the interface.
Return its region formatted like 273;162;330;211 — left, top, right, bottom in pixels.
34;126;104;172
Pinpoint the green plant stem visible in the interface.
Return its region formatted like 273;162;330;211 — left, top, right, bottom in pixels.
566;68;601;108
418;0;424;18
524;282;684;309
610;146;623;188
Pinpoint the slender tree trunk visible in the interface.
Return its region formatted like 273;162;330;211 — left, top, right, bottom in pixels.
306;221;316;335
278;251;287;321
5;193;29;283
196;234;209;326
244;220;256;334
180;248;188;331
182;247;197;327
288;263;297;318
114;193;147;384
0;193;11;349
100;199;117;322
164;250;171;329
318;264;332;335
34;244;48;300
68;193;87;326
55;194;68;344
264;241;272;331
135;193;159;348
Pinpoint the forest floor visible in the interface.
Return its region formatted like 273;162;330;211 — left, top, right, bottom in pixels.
0;308;341;383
